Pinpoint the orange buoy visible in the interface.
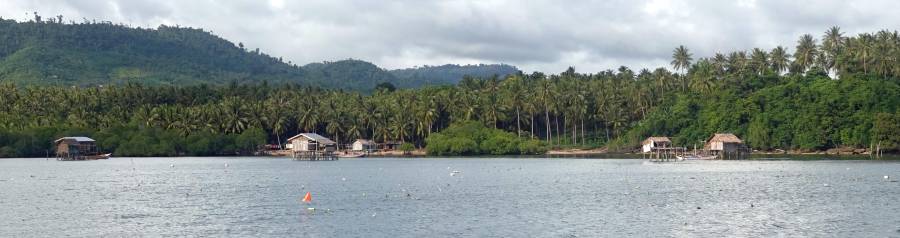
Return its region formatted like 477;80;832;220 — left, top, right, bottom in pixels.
302;192;312;203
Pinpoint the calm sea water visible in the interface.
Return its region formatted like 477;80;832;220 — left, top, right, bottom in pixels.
1;157;899;237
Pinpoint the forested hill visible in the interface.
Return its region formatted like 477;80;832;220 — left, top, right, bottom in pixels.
1;26;900;157
389;64;519;87
0;18;515;90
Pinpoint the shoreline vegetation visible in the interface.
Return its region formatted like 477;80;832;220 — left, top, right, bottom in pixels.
1;23;900;158
3;150;897;160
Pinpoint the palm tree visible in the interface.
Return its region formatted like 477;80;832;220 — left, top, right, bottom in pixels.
792;34;818;74
690;59;717;94
538;78;554;143
769;46;791;74
502;75;526;137
671;45;693;74
822;26;844;76
750;48;769;75
671;45;693;91
851;33;875;75
712;53;728;75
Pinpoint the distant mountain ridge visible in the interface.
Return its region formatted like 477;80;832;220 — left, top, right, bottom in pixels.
389;64;519;88
0;17;518;90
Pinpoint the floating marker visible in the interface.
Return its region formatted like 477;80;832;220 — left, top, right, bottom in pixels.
170;164;174;167
302;192;312;203
225;163;229;168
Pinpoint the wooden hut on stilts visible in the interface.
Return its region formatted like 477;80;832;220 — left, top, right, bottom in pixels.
286;133;338;161
54;137;109;161
642;137;686;162
704;133;749;160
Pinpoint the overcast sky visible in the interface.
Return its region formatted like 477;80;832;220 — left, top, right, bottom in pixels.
3;0;899;73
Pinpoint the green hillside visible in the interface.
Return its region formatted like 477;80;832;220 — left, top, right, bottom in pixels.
0;18;514;90
389;64;519;87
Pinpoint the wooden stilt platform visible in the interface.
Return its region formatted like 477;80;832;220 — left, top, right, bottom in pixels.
644;147;687;162
291;151;338;161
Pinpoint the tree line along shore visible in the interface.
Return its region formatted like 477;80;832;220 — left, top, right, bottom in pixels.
1;27;900;158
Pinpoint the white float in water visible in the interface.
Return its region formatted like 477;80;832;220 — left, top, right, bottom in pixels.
170;164;174;167
823;183;829;187
225;163;229;168
885;175;890;180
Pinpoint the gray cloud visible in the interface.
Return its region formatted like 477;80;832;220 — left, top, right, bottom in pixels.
2;0;899;73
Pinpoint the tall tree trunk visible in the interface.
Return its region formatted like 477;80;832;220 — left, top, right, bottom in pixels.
516;106;521;138
545;108;551;143
573;123;577;146
605;125;610;143
276;133;282;150
563;114;567;145
581;117;585;147
530;116;535;139
555;115;560;146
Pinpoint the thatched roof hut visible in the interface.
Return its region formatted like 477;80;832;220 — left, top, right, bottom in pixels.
705;133;744;151
641;137;672;153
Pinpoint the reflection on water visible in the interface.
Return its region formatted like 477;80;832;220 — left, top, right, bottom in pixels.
0;157;898;237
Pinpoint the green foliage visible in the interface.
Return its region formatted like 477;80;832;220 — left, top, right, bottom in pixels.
1;24;899;158
0;19;515;90
390;64;519;87
236;127;267;153
398;142;415;152
873;113;900;151
426;121;547;155
625;74;900;152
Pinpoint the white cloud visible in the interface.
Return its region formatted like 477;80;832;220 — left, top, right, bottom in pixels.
2;0;899;73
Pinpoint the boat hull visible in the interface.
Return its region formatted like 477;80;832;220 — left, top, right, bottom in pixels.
58;153;111;161
676;155;718;160
336;153;366;158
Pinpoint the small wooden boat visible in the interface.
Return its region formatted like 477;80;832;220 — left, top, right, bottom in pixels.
677;155;717;160
88;153;112;160
336;152;366;158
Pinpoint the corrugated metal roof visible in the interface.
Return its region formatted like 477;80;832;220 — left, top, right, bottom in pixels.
286;133;336;145
55;136;95;143
53;136;96;143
